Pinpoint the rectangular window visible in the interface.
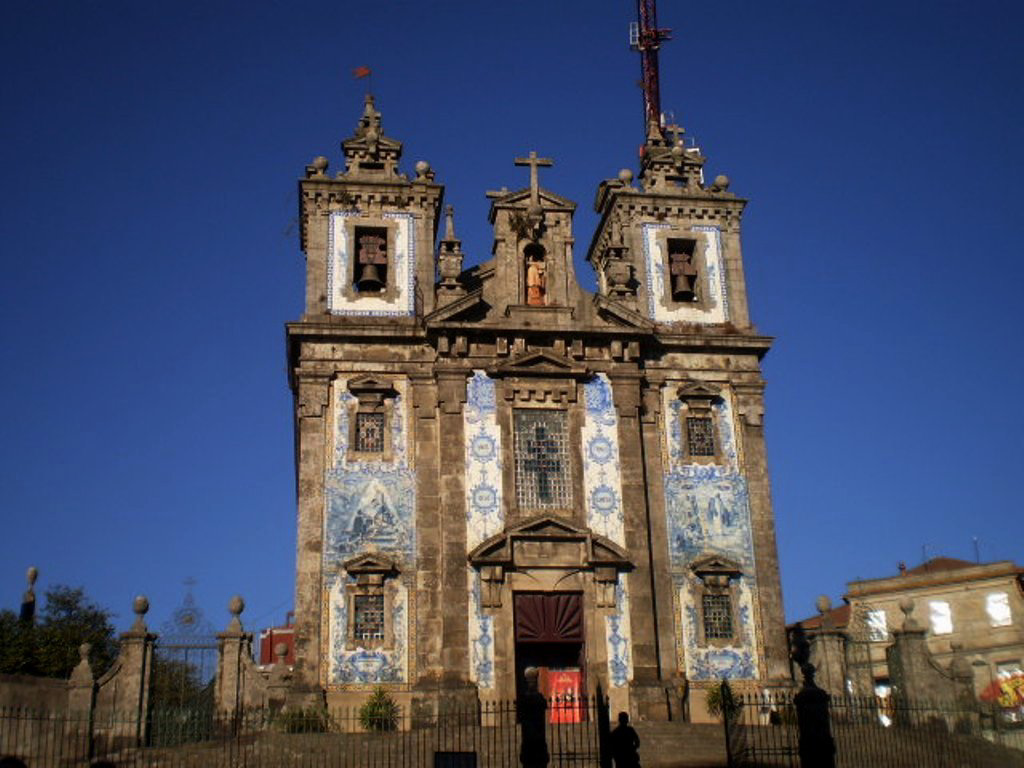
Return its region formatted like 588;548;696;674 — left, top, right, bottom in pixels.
513;410;572;510
866;609;889;642
686;416;715;457
986;592;1012;627
353;593;385;641
355;412;385;453
702;593;733;640
929;600;953;635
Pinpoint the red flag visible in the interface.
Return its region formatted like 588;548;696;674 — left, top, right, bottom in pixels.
353;66;372;79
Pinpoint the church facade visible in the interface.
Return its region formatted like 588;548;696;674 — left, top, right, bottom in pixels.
286;94;790;718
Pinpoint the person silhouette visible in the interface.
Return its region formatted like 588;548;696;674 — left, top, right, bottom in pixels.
609;711;640;768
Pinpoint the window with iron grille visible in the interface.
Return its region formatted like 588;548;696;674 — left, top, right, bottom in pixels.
686;416;715;457
355;412;385;453
353;593;385;641
514;410;572;510
702;593;733;640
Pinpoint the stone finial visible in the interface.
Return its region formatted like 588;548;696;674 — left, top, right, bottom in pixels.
815;595;832;615
617;168;634;187
26;566;38;586
131;595;150;633
414;160;430;181
898;597;921;631
274;642;289;665
69;642;94;687
710;174;730;192
444;205;456;240
227;595;245;632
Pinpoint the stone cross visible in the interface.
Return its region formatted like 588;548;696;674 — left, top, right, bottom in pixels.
514;151;553;207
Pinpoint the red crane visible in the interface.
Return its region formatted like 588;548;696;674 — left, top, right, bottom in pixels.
630;0;672;134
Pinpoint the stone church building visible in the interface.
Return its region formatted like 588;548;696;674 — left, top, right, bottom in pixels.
285;93;790;718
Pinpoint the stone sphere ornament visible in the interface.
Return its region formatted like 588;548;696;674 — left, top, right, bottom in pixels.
618;168;633;185
415;160;430;177
312;155;328;173
229;595;245;617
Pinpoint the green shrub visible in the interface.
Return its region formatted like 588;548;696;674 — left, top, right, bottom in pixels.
359;687;399;731
705;679;741;722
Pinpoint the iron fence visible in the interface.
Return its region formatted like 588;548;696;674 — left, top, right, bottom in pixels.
724;691;1024;768
0;695;608;768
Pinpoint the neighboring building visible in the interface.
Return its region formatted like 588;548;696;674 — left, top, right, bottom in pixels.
258;613;296;667
792;557;1024;705
283;70;791;716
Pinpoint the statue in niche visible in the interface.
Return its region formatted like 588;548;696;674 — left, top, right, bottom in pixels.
525;247;546;306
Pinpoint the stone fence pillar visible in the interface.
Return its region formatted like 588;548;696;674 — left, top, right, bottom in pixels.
215;595;283;713
886;598;965;704
93;596;156;747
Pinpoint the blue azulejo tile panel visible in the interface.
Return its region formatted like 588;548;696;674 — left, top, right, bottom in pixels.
465;371;503;550
582;375;626;547
326;578;409;684
465;372;500;690
327;211;416;317
642;223;728;324
468;567;495;689
324;377;415;685
678;578;758;681
660;385;760;680
605;577;634;688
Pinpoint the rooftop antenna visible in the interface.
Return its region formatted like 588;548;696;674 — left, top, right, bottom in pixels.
630;0;672;137
973;536;981;564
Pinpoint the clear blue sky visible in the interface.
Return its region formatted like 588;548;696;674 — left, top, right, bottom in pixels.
2;1;1022;636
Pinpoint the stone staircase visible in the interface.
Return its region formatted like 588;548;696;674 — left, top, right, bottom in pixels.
635;721;728;768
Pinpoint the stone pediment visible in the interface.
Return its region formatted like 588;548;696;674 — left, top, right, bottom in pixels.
424;288;487;324
676;381;722;401
690;553;742;579
489;350;588;379
593;295;654;330
468;514;631;572
487;187;577;212
344;553;399;576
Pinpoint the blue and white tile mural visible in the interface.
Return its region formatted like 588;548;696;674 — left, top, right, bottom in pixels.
582;375;634;688
468;567;495;689
324;378;414;685
582;375;626;546
465;371;501;688
327;211;416;317
641;223;728;324
605;578;634;688
661;386;761;681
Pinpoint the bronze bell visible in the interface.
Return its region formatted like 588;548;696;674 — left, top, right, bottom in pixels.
356;262;385;292
672;272;695;299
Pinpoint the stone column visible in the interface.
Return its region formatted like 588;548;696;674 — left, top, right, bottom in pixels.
735;383;790;681
610;372;669;720
411;375;444;688
436;370;473;699
289;374;331;706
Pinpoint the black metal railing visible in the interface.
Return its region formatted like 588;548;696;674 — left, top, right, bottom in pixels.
0;695;609;768
724;691;1024;768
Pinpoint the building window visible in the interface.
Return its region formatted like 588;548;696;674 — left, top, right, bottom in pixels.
986;592;1012;628
676;382;723;464
866;609;889;642
514;409;572;510
344;554;398;651
346;377;397;460
667;237;699;302
353;594;385;641
355;412;385;453
702;593;734;640
686;416;715;457
354;226;388;293
929;600;953;635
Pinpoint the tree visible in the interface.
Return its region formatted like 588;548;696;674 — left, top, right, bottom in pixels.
0;585;117;679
